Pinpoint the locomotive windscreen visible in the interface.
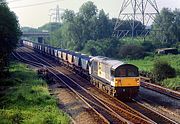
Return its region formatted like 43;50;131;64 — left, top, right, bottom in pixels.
114;64;139;77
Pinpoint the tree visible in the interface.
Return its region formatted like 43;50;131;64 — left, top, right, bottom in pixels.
83;40;105;56
172;9;180;42
152;8;179;47
153;60;176;81
0;0;21;74
96;9;111;39
49;1;115;52
79;1;97;20
119;44;145;59
62;9;75;23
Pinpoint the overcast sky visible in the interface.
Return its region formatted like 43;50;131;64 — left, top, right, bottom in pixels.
7;0;180;28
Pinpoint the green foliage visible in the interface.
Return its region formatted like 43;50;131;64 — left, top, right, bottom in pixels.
152;8;180;47
152;60;176;81
0;62;70;124
83;40;105;56
79;1;97;20
119;44;145;59
161;77;180;90
128;55;180;90
0;1;21;72
120;37;144;46
128;55;180;73
82;38;120;57
62;9;75;22
45;1;114;52
23;2;180;60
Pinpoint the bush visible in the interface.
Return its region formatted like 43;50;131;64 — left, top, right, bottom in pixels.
119;44;145;59
142;41;155;52
152;60;176;81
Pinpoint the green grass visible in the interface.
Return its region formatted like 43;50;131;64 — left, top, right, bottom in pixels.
128;54;180;74
128;54;180;90
0;62;70;124
161;76;180;90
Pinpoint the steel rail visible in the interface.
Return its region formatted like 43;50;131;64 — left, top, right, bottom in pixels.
18;47;154;124
140;76;180;100
16;48;132;124
13;50;124;124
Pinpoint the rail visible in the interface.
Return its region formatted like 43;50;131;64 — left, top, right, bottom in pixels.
140;76;180;100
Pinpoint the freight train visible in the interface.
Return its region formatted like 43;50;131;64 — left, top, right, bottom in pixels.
22;40;140;98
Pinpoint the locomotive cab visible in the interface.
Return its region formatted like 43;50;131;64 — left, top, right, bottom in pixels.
112;64;140;98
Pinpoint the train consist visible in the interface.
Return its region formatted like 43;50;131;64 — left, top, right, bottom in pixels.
22;40;140;98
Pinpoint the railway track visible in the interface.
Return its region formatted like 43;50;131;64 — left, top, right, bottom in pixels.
140;77;180;100
125;99;178;124
13;51;109;124
21;47;180;123
17;46;179;124
14;48;154;124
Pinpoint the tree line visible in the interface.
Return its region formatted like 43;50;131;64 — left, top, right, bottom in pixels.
24;1;180;59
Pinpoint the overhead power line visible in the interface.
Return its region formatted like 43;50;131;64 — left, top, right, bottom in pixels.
8;0;24;3
0;0;24;4
11;0;63;9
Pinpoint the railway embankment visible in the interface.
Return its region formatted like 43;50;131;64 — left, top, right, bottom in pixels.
129;54;180;91
0;62;70;124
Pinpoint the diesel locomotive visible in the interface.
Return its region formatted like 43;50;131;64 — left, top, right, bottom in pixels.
22;40;140;98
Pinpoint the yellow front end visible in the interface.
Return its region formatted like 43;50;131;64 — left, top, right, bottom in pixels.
114;77;140;87
114;77;140;98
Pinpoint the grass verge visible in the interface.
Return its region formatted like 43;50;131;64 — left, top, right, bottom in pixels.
128;55;180;90
0;62;70;124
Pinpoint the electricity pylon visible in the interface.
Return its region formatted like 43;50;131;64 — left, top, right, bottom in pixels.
49;5;65;23
48;5;65;46
113;0;160;41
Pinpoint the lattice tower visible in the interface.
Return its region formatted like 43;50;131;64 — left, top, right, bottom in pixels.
113;0;161;40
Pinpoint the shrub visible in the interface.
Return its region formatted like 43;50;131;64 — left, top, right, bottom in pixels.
83;40;105;56
119;44;145;59
142;41;155;52
152;60;176;81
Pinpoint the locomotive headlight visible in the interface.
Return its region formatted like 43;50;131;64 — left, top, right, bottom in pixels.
135;78;140;85
135;78;139;82
115;79;121;84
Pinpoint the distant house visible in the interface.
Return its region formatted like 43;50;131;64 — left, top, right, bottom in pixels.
156;48;178;55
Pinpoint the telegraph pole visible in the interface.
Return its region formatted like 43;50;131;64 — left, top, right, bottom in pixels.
113;0;161;42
